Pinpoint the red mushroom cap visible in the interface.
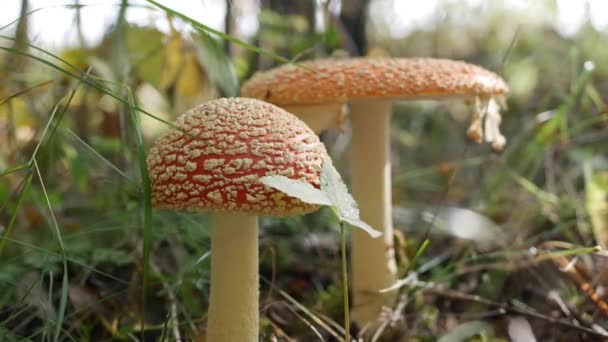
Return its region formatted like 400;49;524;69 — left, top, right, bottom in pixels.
241;57;508;105
241;57;510;152
146;98;328;216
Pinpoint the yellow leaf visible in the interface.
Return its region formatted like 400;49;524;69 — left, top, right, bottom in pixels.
175;53;203;98
587;171;608;247
126;27;165;87
159;33;184;91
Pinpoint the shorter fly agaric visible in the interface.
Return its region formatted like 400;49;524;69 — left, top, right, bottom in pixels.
146;97;330;341
241;57;509;327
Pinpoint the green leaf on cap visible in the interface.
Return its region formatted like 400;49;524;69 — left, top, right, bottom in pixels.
260;161;381;238
320;161;381;238
259;175;332;206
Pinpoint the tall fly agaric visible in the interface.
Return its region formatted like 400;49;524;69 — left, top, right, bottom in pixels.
241;57;509;327
146;97;330;341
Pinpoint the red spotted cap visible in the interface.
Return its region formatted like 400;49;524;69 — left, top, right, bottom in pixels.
146;97;329;216
240;57;508;105
241;57;509;152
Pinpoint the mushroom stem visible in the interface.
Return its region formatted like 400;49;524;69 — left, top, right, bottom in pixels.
207;213;259;341
349;101;398;327
283;103;345;133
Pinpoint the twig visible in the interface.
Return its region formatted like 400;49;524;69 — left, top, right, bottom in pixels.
424;285;607;338
280;301;325;341
268;319;297;342
546;252;608;317
149;256;182;341
261;277;343;340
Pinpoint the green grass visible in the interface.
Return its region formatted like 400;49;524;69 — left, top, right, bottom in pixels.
1;1;608;341
126;88;153;339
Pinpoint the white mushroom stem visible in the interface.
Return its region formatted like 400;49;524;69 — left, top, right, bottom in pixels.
207;213;259;341
349;101;398;327
283;103;346;133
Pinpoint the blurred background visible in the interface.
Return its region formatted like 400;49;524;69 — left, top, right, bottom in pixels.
1;0;608;340
3;1;608;47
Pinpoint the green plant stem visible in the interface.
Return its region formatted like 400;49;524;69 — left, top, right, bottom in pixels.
341;223;350;342
126;90;152;339
0;172;32;255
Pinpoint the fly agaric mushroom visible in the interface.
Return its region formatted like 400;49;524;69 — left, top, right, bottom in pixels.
241;57;509;327
146;97;329;341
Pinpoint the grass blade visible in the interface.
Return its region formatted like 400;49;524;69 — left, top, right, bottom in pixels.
0;7;44;31
0;172;33;255
340;223;350;341
0;42;177;130
0;163;30;176
127;89;153;334
64;128;136;184
261;276;342;339
0;80;53;106
145;0;296;67
28;103;60;165
32;159;69;342
410;238;431;269
2;236;129;285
